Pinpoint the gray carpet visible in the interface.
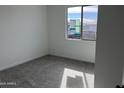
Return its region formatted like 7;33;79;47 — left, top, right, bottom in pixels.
0;55;94;88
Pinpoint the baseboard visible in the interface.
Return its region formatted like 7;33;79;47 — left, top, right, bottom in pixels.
0;54;48;71
0;53;95;71
48;54;95;64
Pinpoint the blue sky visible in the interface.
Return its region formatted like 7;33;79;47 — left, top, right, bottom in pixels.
83;12;98;20
68;6;98;21
68;12;97;20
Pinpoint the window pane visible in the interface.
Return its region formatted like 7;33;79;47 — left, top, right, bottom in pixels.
83;6;98;40
67;7;81;39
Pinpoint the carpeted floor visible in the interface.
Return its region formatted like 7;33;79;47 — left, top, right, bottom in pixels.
0;55;94;88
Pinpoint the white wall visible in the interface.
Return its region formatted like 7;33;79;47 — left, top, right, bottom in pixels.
0;6;48;71
47;5;96;63
95;6;124;88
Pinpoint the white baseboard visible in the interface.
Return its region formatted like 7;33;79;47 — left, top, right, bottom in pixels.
0;53;47;71
0;53;95;71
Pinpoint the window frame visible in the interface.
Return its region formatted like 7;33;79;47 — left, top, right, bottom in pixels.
66;5;98;41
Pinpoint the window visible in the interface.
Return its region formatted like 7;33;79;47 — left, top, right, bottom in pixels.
66;6;98;40
67;6;81;39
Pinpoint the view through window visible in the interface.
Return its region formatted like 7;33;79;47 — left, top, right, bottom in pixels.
67;6;98;40
67;6;81;39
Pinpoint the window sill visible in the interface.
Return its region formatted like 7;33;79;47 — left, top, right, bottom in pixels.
65;38;96;41
65;38;81;41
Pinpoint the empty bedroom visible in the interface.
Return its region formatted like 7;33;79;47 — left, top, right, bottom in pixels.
0;5;123;88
